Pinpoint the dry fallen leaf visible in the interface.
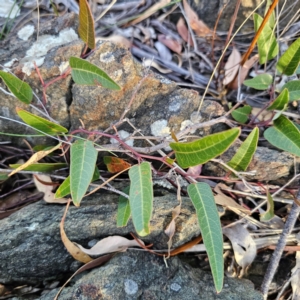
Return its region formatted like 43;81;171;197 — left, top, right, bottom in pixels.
214;183;250;214
229;54;259;90
183;0;212;37
158;34;182;54
176;17;194;46
74;236;145;256
143;59;172;74
96;35;131;48
34;174;68;204
128;0;171;26
223;47;242;86
9;143;61;176
223;224;257;273
60;200;93;263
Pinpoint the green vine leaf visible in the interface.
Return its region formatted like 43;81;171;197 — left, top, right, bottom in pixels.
260;189;275;222
70;140;98;206
267;88;289;111
78;0;95;49
187;182;223;293
55;176;70;199
228;127;259;171
170;128;240;168
128;162;153;236
9;163;67;172
281;80;300;101
16;107;68;135
117;186;131;227
69;57;121;90
277;38;300;76
264;115;300;157
231;105;252;124
0;71;33;104
243;74;273;90
253;13;278;64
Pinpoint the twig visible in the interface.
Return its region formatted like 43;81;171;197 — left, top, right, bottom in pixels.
261;189;300;299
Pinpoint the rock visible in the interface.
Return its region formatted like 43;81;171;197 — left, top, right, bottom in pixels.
0;193;200;284
204;140;294;182
0;13;83;145
70;40;203;140
190;0;300;34
40;251;263;300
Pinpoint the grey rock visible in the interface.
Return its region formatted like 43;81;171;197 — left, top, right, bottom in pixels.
0;193;200;284
40;251;263;300
204;140;295;181
190;0;300;33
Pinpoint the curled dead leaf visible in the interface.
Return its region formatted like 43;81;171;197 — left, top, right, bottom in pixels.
223;47;242;86
176;17;194;46
158;34;182;54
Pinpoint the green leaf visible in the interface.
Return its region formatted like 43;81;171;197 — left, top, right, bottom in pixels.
0;71;33;104
117;186;131;227
128;162;153;236
55;176;70;198
253;13;278;64
260;190;275;222
281;80;300;101
264;115;300;156
277;38;300;76
0;173;9;181
170;128;240;168
78;0;95;49
187;182;223;293
16;108;68;135
231;105;252;123
267;88;289;110
9;163;67;172
69;57;121;90
243;74;273;90
70;140;98;206
227;127;259;171
55;166;99;199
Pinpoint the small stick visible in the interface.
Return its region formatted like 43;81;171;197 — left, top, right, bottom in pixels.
261;189;300;299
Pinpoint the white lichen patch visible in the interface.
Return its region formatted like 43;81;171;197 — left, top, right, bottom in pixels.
59;61;70;75
180;120;194;131
17;25;35;41
0;0;20;18
4;58;18;68
168;100;181;112
25;222;39;231
21;28;79;75
110;130;133;147
150;119;170;137
99;52;115;63
124;279;138;295
170;282;181;292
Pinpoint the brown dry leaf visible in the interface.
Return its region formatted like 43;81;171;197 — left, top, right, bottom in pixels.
186;165;202;177
223;47;242;86
158;34;182;54
229;54;259;90
34;174;68;204
74;236;145;256
223;224;256;271
251;107;273;122
291;247;300;300
9;143;61;176
60;200;93;263
182;0;212;37
96;35;131;48
128;0;171;26
214;183;250;214
176;17;194;46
